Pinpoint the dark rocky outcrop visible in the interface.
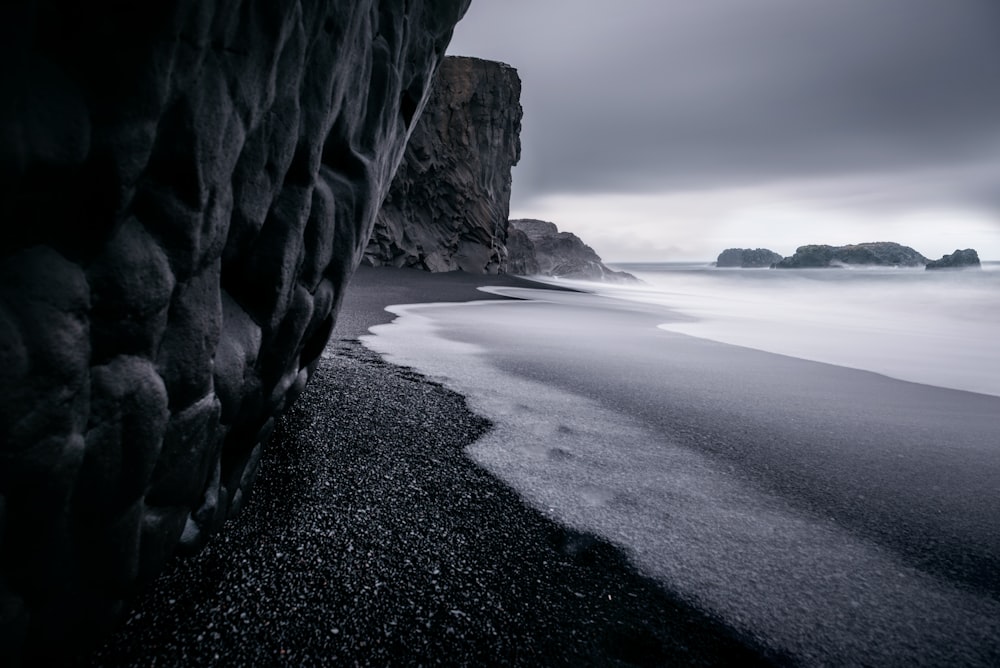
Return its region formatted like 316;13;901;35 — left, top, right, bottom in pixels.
505;226;542;275
0;0;468;662
716;248;783;268
363;56;523;273
926;249;981;270
773;242;927;268
508;220;638;282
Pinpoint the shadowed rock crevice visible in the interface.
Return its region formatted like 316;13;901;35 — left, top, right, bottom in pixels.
715;248;783;268
0;1;470;661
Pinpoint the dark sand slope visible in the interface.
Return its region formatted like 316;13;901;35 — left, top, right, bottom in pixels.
84;269;774;666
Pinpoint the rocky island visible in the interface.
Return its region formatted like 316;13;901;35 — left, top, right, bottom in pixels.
752;242;983;270
772;242;927;268
716;248;784;268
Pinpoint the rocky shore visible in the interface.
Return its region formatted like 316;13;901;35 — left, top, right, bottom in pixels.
81;268;773;666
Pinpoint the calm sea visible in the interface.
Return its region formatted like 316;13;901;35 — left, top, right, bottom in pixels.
592;261;1000;397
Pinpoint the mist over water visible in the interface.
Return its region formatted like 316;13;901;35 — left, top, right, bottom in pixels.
590;262;1000;396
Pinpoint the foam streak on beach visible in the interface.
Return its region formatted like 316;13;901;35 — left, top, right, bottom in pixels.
362;276;1000;665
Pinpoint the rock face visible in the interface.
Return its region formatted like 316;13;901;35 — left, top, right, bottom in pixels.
716;248;783;268
773;242;927;268
505;226;542;275
363;56;523;273
926;249;981;270
508;220;638;282
0;0;468;661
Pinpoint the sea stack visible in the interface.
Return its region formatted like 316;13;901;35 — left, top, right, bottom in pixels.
716;248;783;268
364;56;523;273
773;242;927;268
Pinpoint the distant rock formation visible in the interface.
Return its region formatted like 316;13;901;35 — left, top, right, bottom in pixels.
926;249;981;270
0;1;469;662
773;242;927;268
716;248;784;268
363;56;523;273
507;220;638;282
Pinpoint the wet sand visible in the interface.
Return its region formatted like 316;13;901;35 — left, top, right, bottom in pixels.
82;267;774;666
364;284;1000;665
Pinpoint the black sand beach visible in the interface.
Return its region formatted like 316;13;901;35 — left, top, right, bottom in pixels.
81;267;775;666
361;279;1000;665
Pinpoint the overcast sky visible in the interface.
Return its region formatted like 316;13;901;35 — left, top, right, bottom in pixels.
446;0;1000;261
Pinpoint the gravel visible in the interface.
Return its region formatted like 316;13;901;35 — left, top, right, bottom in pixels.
81;339;775;666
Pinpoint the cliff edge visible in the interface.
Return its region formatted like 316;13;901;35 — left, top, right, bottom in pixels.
0;1;468;661
364;56;523;273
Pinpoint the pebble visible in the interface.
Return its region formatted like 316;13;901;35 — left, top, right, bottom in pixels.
82;340;772;666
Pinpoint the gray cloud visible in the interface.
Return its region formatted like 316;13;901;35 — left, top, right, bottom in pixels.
447;0;1000;212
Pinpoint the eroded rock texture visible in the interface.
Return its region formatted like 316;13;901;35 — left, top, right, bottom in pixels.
0;0;468;661
363;56;523;273
508;219;638;282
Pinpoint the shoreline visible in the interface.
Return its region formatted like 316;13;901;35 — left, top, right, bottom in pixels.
84;267;774;665
331;265;583;339
359;271;1000;664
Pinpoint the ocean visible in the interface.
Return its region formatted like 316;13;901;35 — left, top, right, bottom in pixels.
360;262;1000;663
602;261;1000;397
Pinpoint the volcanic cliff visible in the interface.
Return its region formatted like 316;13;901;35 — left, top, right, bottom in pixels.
363;56;523;273
0;1;468;661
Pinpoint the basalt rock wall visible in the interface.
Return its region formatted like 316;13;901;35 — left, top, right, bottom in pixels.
363;56;522;273
0;0;468;661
